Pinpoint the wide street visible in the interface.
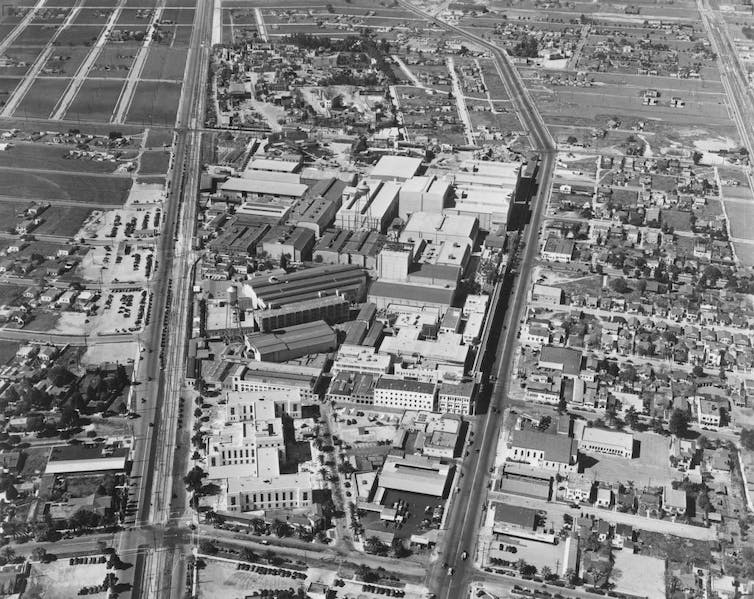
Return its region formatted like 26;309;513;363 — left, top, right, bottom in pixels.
392;2;556;598
113;0;213;597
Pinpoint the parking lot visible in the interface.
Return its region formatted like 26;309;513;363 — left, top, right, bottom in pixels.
95;289;151;334
78;206;162;242
361;489;444;541
78;243;156;285
486;533;563;574
583;432;680;487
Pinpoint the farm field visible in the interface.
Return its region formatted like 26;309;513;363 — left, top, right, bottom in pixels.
12;77;71;118
0;77;23;100
0;170;132;204
161;7;195;24
73;7;115;25
140;46;188;80
32;206;93;237
171;25;193;45
12;25;58;46
64;77;125;121
125;80;182;125
0;143;123;174
115;8;154;26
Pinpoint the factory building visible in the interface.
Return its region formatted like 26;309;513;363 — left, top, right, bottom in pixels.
219;177;308;201
244;264;368;309
232;362;324;402
335;179;400;233
399;211;479;247
370;155;423;181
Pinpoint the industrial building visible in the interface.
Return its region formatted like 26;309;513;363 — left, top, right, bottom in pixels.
398;175;452;219
399;211;479;247
244;320;338;362
313;229;387;271
378;329;470;367
219;177;308;201
286;196;341;238
326;371;378;405
370;155;423;181
244;264;368;309
253;295;350;332
367;280;456;312
257;225;316;262
335;179;400;233
207;223;268;259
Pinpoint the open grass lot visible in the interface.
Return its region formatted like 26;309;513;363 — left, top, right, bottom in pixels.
24;560;108;599
73;7;115;25
724;201;754;241
115;8;153;26
161;7;195;24
0;340;20;366
0;283;23;306
65;77;124;121
12;24;58;46
145;127;174;147
0;143;121;174
33;205;93;237
54;23;104;46
12;77;71;118
171;24;193;44
42;46;92;76
0;77;22;100
612;552;665;599
90;43;139;78
125;80;181;125
139;149;170;175
84;0;120;6
140;46;188;80
733;242;754;268
0;169;132;204
20;446;50;478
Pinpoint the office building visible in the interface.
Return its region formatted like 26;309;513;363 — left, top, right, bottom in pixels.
232;362;323;402
332;345;393;376
373;377;437;411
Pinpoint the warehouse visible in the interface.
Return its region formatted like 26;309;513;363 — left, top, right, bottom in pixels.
244;264;368;309
245;320;337;362
257;225;316;262
398;175;452;219
370;155;423;181
400;211;479;247
367;280;456;312
579;428;634;459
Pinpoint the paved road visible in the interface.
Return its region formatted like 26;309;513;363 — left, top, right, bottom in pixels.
113;1;212;597
393;3;556;598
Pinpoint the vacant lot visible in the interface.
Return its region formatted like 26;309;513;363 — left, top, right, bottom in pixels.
725;201;754;241
24;560;108;599
14;77;72;118
0;143;121;174
161;7;195;24
91;44;139;78
53;24;103;46
65;77;125;121
0;170;132;204
42;47;91;77
33;206;93;237
12;25;58;46
125;80;181;125
139;150;170;175
140;46;188;80
0;340;20;365
0;283;23;305
0;46;45;77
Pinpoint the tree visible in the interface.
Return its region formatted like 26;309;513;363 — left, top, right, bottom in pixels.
741;428;754;451
365;536;388;556
391;537;409;558
537;416;552;431
668;408;689;438
355;564;379;583
241;548;257;563
337;462;356;475
692;365;705;378
272;519;292;538
183;466;206;493
31;547;47;562
198;540;217;555
609;277;630;294
624;406;639;430
0;547;15;565
541;565;553;580
651;416;665;434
